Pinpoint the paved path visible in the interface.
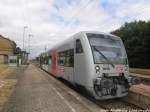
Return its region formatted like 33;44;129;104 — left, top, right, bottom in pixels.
3;64;102;112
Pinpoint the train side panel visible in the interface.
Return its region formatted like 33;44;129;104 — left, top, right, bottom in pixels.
73;33;92;87
56;40;74;83
76;33;96;89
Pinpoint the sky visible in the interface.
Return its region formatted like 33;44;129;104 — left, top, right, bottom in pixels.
0;0;150;58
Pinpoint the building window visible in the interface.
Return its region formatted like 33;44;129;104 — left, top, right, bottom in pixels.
76;39;83;53
9;59;17;63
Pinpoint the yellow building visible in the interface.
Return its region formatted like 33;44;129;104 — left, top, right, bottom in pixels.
0;35;16;63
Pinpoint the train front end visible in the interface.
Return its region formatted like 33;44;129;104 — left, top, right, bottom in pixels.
87;33;140;100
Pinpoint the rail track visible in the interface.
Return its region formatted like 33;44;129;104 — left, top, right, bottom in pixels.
38;66;146;111
94;99;145;110
141;78;150;85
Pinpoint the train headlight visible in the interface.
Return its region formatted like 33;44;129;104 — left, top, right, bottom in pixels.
95;66;100;74
95;66;100;70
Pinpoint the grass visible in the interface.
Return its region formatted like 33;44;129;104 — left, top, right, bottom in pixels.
0;80;17;111
0;66;17;111
129;68;150;75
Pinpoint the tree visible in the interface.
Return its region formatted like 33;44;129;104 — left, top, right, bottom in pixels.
14;47;21;54
111;20;150;68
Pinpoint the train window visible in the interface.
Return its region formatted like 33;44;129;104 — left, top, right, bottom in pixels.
45;56;49;64
40;56;45;65
58;57;65;66
44;57;46;64
76;39;83;53
57;49;74;67
69;49;74;67
48;55;52;64
65;49;74;67
57;52;65;66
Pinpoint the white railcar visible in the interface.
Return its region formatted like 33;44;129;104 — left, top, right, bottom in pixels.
40;31;140;100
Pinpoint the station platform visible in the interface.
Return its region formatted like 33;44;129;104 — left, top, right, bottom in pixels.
131;84;150;97
2;64;103;112
124;82;150;109
128;71;150;109
2;64;150;111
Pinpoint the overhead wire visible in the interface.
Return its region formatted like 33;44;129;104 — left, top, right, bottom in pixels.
65;1;150;32
65;0;94;29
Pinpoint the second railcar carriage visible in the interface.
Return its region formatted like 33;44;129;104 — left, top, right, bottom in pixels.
40;31;140;100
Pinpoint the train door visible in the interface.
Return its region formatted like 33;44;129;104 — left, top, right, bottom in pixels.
74;39;85;85
57;50;74;82
64;49;74;82
48;55;52;72
51;50;57;76
57;52;65;78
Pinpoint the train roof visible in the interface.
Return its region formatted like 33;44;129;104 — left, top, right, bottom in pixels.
42;31;121;55
79;31;120;38
63;31;120;42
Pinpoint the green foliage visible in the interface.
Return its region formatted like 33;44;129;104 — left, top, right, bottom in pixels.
14;47;21;54
111;20;150;68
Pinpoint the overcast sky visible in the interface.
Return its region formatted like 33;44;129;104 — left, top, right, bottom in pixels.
0;0;150;58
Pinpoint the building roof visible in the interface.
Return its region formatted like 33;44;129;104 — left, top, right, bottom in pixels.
0;34;16;55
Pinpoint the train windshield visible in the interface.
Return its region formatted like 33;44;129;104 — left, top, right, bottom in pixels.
87;33;127;65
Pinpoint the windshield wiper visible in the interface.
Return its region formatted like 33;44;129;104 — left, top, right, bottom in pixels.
93;46;115;68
